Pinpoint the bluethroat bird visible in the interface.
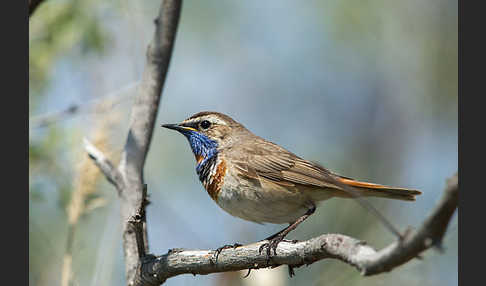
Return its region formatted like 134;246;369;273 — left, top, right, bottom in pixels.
162;111;421;258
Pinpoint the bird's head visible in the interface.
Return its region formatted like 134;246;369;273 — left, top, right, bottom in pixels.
162;111;248;163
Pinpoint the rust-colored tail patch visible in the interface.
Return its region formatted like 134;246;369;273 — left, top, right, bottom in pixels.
337;177;421;201
340;178;388;189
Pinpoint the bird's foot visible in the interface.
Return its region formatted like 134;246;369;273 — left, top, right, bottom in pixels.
213;243;242;263
258;236;295;264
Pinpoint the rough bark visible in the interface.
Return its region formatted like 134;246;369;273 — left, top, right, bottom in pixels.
84;0;182;285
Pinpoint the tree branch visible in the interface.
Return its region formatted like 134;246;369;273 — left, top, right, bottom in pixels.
29;81;138;129
83;138;123;192
83;0;182;285
131;173;457;285
116;0;182;284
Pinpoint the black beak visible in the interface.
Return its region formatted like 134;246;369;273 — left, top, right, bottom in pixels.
161;123;181;130
161;123;196;132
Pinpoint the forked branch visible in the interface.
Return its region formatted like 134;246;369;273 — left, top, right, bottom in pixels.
84;0;182;285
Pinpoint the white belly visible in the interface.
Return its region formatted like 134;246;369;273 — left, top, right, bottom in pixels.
215;170;312;224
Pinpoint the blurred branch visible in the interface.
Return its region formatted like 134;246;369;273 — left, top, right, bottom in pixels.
63;115;115;286
83;138;123;191
130;173;457;285
29;81;138;129
29;0;46;18
83;0;182;285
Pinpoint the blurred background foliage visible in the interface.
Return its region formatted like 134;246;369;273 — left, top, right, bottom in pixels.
29;0;457;285
29;0;109;104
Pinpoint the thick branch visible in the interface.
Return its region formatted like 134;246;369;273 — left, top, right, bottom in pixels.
132;173;457;285
359;172;458;275
119;0;181;178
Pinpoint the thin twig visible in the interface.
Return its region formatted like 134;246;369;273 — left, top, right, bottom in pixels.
319;170;405;240
29;81;138;129
83;138;123;191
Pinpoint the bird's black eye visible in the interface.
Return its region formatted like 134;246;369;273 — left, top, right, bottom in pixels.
200;120;211;130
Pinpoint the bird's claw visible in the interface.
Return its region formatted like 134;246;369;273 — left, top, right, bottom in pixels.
259;236;291;264
213;243;242;263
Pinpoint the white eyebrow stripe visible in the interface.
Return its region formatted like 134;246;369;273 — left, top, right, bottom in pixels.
183;116;228;126
205;117;228;126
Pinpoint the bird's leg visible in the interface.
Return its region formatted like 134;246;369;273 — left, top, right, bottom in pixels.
259;205;316;263
262;228;298;244
263;228;287;241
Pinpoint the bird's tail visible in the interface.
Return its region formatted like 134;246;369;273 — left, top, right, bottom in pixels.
334;177;421;201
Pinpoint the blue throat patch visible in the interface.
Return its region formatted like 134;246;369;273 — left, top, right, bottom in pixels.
180;130;219;175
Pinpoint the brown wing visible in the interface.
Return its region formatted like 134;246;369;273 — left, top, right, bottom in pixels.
230;138;339;189
228;137;421;201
